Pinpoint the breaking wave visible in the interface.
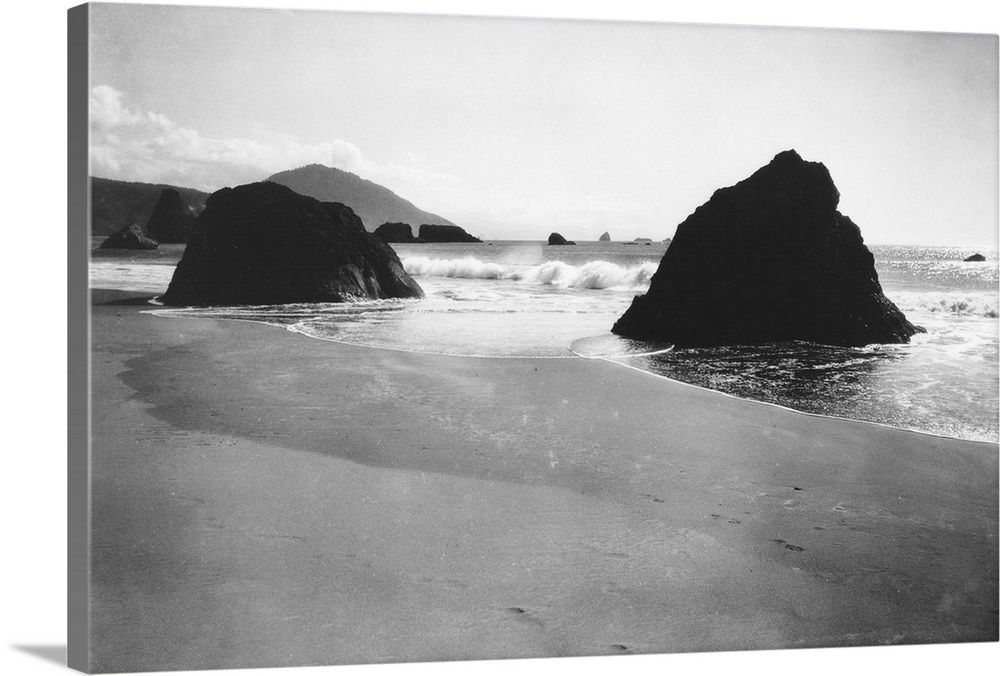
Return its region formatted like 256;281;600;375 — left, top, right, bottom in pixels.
402;256;657;290
894;291;999;318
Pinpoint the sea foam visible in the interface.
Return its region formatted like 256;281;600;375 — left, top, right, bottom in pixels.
402;256;657;290
894;291;999;318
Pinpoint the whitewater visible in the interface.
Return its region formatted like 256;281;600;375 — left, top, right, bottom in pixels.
92;239;999;442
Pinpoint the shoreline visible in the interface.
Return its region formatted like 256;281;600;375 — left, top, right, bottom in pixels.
600;354;1000;446
89;288;998;672
149;295;997;445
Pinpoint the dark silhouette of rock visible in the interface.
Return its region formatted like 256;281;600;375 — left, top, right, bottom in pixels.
161;182;423;306
373;222;423;243
612;150;922;348
145;188;196;243
964;253;986;262
417;224;482;243
99;223;158;250
268;164;454;231
548;232;576;245
599;232;611;242
90;177;208;237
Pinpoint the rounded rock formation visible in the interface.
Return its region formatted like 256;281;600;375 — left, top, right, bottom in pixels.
162;182;423;306
417;224;482;243
373;222;422;243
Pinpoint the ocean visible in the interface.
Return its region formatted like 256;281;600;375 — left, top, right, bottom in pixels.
90;239;999;443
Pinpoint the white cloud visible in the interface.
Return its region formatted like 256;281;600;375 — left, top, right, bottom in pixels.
89;85;144;130
85;86;668;239
87;85;460;198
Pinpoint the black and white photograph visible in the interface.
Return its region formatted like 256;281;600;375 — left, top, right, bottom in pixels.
5;2;1000;675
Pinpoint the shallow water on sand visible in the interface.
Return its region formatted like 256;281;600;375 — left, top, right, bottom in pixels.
92;239;998;442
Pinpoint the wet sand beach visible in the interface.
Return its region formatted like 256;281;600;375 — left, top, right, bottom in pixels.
89;290;998;673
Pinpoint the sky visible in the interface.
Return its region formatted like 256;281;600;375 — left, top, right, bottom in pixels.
86;1;998;246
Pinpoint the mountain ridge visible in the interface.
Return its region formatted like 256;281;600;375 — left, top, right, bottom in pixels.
267;164;455;231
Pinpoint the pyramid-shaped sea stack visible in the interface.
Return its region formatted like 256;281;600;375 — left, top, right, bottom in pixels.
145;188;196;243
162;182;424;306
99;222;158;250
612;150;921;347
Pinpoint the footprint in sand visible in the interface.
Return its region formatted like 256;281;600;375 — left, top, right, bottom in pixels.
773;538;805;552
507;606;544;628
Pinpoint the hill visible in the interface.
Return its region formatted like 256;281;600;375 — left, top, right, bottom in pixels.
91;177;209;237
267;164;454;231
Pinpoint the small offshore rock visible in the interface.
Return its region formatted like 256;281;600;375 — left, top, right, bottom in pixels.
99;223;158;250
373;222;423;243
417;224;482;243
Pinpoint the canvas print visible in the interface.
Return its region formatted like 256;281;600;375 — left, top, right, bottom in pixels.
69;2;999;673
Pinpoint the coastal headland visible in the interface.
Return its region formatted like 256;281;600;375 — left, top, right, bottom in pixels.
90;289;998;672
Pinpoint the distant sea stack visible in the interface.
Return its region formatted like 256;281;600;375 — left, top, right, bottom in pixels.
90;177;208;237
612;150;921;348
964;253;987;262
548;232;576;245
418;224;482;243
162;182;423;306
145;188;196;243
599;232;611;242
99;223;158;250
374;222;423;243
268;164;454;231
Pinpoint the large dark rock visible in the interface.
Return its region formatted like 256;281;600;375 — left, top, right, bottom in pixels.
373;222;423;243
964;253;986;262
548;232;576;245
417;224;482;243
99;223;158;250
599;232;611;242
161;182;424;306
145;188;197;243
612;150;921;348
